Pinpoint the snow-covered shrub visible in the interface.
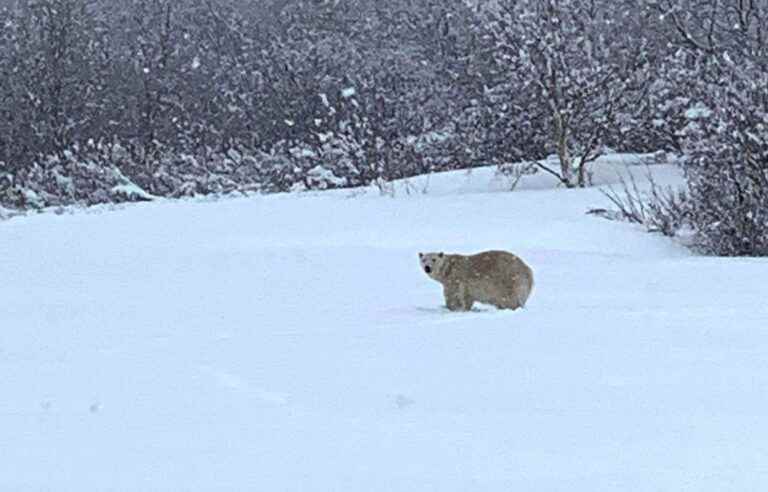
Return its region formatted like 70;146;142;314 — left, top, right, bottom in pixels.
0;141;277;211
675;61;768;255
305;165;347;191
598;1;768;256
124;146;267;198
600;167;689;238
606;56;768;256
0;145;153;209
254;145;301;193
496;161;539;191
617;59;696;154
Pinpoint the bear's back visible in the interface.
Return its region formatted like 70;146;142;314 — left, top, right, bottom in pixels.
467;250;528;275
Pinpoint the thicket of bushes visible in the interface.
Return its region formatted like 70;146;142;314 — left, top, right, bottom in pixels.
603;3;768;256
1;0;766;255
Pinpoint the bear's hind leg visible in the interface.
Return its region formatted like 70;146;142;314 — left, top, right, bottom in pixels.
461;290;474;311
495;294;521;310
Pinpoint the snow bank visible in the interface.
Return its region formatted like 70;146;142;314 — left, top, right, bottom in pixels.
340;153;684;198
1;161;766;491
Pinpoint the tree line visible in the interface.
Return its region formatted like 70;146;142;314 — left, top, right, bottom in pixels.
1;0;766;254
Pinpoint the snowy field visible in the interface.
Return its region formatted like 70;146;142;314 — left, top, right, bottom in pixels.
2;157;768;491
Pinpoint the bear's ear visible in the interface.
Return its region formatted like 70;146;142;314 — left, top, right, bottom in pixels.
438;252;444;258
418;252;423;258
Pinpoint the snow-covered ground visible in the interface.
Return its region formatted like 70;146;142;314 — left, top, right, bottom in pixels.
2;158;767;491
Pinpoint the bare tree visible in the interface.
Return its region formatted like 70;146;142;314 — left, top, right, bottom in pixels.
485;0;651;187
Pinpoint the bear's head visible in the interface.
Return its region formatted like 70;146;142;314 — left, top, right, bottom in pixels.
418;252;445;279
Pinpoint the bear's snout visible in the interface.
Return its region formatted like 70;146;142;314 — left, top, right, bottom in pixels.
424;266;432;274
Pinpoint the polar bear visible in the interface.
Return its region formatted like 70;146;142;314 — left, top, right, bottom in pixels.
419;250;534;311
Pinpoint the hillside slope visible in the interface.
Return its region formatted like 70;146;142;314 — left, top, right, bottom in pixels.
2;159;767;491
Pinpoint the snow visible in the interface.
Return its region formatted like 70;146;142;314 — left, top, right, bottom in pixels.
2;157;767;491
111;183;154;201
19;188;44;208
685;102;713;120
350;153;683;197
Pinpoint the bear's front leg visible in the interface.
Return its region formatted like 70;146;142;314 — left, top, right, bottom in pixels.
444;283;470;311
